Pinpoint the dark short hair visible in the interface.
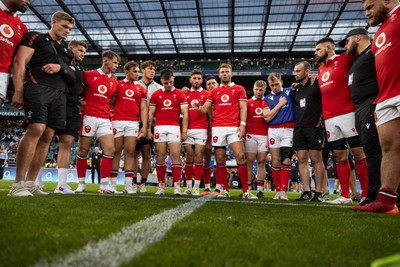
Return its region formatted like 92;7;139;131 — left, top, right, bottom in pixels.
205;76;217;83
160;69;174;80
316;37;335;46
102;50;121;63
295;61;311;70
190;69;203;77
68;40;88;50
124;61;139;72
141;60;156;70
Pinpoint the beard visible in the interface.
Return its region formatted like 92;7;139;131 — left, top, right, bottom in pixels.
316;52;328;64
347;41;359;56
369;5;390;27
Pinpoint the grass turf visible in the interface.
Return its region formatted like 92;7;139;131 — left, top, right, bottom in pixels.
0;180;399;267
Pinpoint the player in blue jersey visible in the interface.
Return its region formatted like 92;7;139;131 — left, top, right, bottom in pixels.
262;73;296;200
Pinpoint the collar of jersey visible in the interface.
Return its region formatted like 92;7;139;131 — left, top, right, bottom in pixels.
389;4;400;16
190;87;203;92
325;54;339;65
123;78;138;85
220;82;235;88
252;96;263;101
97;68;112;78
161;86;175;92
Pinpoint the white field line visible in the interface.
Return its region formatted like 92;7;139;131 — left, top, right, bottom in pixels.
34;195;212;267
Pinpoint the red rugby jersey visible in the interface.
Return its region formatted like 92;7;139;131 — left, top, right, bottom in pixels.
372;5;400;104
0;4;27;73
317;53;356;119
112;79;147;121
149;87;187;126
207;83;247;127
247;96;268;135
82;69;119;119
186;87;209;130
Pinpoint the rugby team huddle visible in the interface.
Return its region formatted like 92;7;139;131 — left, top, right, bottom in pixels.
2;0;400;215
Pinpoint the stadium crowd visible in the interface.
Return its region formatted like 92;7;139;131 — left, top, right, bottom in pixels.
1;0;400;214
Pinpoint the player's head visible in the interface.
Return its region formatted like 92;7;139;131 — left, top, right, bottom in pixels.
94;147;99;153
315;37;335;64
339;28;370;56
124;61;140;82
102;50;120;74
68;40;87;63
141;61;156;81
294;61;311;83
267;73;283;94
253;80;266;99
362;0;393;27
160;69;174;91
205;76;218;91
189;69;203;90
50;11;75;41
6;0;30;13
217;63;233;85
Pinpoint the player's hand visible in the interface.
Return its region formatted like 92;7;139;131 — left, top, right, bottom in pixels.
12;91;24;109
181;86;189;94
146;130;153;140
291;83;299;91
192;100;200;110
182;131;188;141
238;125;246;139
278;96;287;106
42;63;61;74
138;128;146;140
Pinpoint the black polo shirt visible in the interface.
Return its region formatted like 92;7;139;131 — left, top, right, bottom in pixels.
67;62;84;106
293;79;322;128
20;32;72;93
348;45;379;110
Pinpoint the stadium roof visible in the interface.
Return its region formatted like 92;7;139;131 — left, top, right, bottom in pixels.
21;0;376;59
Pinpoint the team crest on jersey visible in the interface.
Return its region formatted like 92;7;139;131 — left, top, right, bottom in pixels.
113;128;117;135
255;107;263;115
269;138;275;145
98;85;107;94
155;133;160;139
375;32;386;48
213;136;218;143
163;99;172;107
268;95;274;100
85;125;91;133
321;72;330;82
125;89;134;97
221;94;229;102
0;24;14;38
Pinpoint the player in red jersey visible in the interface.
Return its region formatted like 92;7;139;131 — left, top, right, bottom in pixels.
110;61;147;194
353;0;400;214
193;63;257;199
182;69;209;196
75;50;120;194
0;0;29;106
246;80;269;198
149;69;188;196
199;76;219;196
315;37;369;204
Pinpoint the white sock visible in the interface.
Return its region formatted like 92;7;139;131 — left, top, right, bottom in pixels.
186;181;192;189
35;167;44;187
174;182;180;188
205;183;210;190
257;185;264;192
194;180;201;188
110;177;117;186
58;168;68;186
125;177;133;186
78;177;85;184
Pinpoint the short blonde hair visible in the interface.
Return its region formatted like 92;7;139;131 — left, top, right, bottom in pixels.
267;72;281;82
254;80;267;89
218;63;232;72
52;11;75;25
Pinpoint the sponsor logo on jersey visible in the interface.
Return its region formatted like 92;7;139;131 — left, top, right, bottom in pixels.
221;94;229;103
125;89;134;98
163;99;172;107
375;32;386;48
0;24;14;38
190;99;199;107
98;85;107;94
321;72;330;82
255;107;263;115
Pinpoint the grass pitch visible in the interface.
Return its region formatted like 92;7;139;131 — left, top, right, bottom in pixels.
0;180;399;267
